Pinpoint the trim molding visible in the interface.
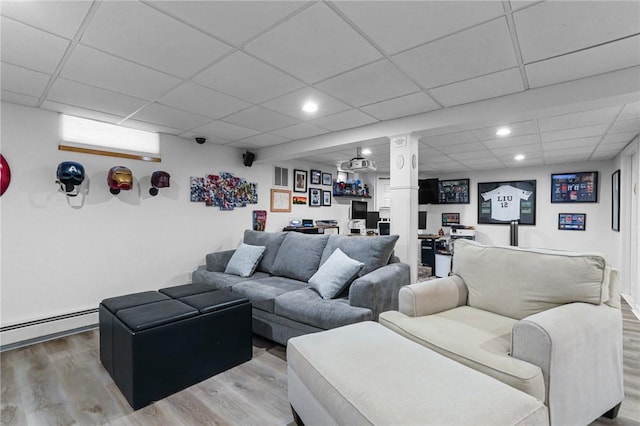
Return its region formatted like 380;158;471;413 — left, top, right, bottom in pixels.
59;144;161;162
0;308;98;332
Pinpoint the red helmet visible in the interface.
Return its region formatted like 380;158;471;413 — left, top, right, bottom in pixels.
108;166;133;194
1;154;11;196
149;171;170;196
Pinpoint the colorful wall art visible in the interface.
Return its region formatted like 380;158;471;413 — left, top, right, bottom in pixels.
190;172;258;210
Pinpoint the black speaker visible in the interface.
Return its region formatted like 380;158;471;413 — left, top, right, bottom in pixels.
243;151;255;167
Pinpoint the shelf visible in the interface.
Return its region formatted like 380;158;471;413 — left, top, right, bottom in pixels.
333;194;371;199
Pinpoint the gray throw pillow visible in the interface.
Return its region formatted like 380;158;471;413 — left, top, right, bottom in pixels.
309;248;364;299
271;232;330;282
320;234;399;277
243;230;287;274
224;243;266;278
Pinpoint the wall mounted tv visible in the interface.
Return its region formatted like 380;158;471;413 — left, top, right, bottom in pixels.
550;171;598;203
350;200;368;220
438;179;470;204
419;178;439;204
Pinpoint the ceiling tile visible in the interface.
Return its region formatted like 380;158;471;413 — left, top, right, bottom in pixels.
541;123;609;142
158;82;251;119
601;132;637;146
60;45;181;100
593;141;629;154
482;134;540;149
460;158;505;168
609;118;640;135
514;1;640;63
41;100;122;124
1;90;39;107
361;92;440;120
420;131;477;147
223;106;299;132
504;157;544;167
1;1;92;39
261;87;351;120
526;36;640;88
131;103;213;131
542;136;601;151
310;109;378;131
315;60;420;107
1;62;50;98
1;17;69;74
393;18;518;88
334;1;505;54
245;2;382;83
194;51;305;103
448;150;495;161
179;131;230;144
122;119;184;136
544;145;596;156
192;120;260;141
537;106;621;132
493;143;543;157
619;102;640;121
237;133;291;148
272;123;331;140
430;68;524;107
149;1;306;46
437;142;487;154
46;78;148;117
472;120;537;141
81;1;232;78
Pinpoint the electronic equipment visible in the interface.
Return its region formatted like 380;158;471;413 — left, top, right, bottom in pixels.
378;221;391;236
550;171;598;203
316;220;338;226
419;178;439;204
350;200;368;220
289;218;302;227
366;211;380;230
442;213;460;226
418;211;428;235
302;219;313;227
242;150;255;167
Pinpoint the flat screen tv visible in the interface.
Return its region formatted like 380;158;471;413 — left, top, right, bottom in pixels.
438;179;470;204
350;200;368;220
550;171;598;203
419;178;439;204
366;211;380;229
442;213;460;226
558;213;586;231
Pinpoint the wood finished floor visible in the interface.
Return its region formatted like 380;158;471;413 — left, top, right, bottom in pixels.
1;300;638;426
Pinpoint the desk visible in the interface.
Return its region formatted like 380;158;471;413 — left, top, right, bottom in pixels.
283;226;339;235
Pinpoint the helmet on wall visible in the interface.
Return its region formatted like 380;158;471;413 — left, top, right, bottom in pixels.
107;166;133;194
56;161;85;196
1;154;11;196
149;170;170;196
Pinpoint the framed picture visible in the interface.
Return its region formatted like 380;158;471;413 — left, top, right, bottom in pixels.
322;190;331;206
310;169;321;185
270;188;291;212
293;169;308;193
550;171;598;203
322;172;332;186
558;213;586;231
293;195;307;205
612;169;620;231
478;180;536;225
438;179;470;204
309;188;322;207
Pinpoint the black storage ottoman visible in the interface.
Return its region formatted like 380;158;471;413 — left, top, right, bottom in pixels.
99;285;252;410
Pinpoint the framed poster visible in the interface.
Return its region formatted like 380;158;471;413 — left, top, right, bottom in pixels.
270;189;291;212
322;190;331;206
309;188;322;207
478;180;536;225
558;213;586;231
310;169;321;185
438;178;470;204
293;169;308;193
322;172;332;186
612;169;620;231
550;171;598;203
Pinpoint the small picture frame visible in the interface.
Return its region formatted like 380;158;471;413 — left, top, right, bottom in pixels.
322;172;332;186
309;188;322;207
322;190;331;206
310;169;321;185
293;169;308;193
558;213;586;231
270;188;291;212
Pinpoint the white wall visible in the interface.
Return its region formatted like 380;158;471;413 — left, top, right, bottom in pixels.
0;103;348;344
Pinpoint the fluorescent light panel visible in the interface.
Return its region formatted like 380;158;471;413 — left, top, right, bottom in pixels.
61;115;159;155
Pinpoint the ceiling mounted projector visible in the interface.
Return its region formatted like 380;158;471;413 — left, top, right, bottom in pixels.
340;147;377;172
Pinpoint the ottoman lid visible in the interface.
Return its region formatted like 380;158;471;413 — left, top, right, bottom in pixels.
116;300;198;332
101;291;170;314
159;283;216;299
179;290;249;314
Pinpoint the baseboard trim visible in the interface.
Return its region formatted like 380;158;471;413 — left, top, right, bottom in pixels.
0;323;98;352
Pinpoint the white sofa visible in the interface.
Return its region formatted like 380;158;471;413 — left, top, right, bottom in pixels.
379;239;624;426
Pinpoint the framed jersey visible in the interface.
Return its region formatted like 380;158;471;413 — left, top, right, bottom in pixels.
478;180;536;225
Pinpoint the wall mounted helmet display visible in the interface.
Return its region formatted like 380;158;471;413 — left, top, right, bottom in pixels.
149;170;170;196
56;161;85;197
0;154;11;196
108;166;133;195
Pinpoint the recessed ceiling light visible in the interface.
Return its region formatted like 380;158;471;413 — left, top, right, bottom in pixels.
514;154;525;161
496;127;511;136
361;148;372;156
302;101;318;113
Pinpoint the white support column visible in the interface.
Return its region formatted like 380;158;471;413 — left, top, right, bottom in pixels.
389;133;419;283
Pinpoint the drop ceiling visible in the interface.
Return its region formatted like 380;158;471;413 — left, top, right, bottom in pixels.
1;1;639;173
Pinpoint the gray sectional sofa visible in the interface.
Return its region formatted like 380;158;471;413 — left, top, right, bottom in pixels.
192;230;410;345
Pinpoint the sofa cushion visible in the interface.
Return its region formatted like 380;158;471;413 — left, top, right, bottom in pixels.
453;239;607;319
224;243;265;277
379;306;545;402
271;232;330;282
231;277;308;313
320;234;398;277
192;269;270;290
274;288;372;329
309;248;364;299
243;230;287;274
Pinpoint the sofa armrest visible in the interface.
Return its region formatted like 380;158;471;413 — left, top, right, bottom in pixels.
348;262;410;320
398;275;467;317
512;303;623;425
205;249;236;272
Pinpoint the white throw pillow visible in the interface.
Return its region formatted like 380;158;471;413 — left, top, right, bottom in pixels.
224;243;266;277
309;248;364;299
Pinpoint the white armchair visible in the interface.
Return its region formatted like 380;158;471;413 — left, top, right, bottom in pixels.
379;239;623;426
